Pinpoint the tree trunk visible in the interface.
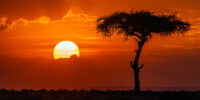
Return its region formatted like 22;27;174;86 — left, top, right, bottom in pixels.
130;37;146;93
133;68;140;92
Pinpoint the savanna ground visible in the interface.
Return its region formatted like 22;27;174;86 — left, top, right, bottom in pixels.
0;89;199;100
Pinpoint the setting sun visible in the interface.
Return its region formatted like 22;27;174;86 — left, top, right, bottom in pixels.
53;41;79;59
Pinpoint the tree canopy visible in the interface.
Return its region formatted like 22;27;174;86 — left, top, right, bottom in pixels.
97;10;190;41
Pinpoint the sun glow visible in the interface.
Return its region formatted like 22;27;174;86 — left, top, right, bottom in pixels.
53;41;79;59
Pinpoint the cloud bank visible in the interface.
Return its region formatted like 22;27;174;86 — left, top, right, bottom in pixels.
0;0;200;31
0;0;72;31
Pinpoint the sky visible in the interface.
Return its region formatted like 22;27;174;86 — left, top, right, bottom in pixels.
0;0;200;90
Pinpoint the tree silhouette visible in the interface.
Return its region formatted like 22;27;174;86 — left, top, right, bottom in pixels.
96;10;190;92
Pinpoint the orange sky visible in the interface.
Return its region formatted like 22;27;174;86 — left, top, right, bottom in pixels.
0;0;200;90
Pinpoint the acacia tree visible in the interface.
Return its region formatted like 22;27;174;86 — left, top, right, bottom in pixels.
96;10;190;92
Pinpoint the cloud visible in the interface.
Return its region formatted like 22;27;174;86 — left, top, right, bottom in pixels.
0;17;8;31
1;0;200;19
0;0;72;31
0;0;71;20
0;25;7;31
0;0;200;31
72;0;200;16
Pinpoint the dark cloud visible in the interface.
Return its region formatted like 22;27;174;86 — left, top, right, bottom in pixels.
0;25;7;31
0;0;71;21
0;0;72;31
0;0;200;20
1;0;199;22
73;0;200;16
0;0;200;31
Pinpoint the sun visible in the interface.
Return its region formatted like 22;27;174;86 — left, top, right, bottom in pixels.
53;41;79;59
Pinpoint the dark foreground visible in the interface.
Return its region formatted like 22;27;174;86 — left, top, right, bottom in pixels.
0;89;199;100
